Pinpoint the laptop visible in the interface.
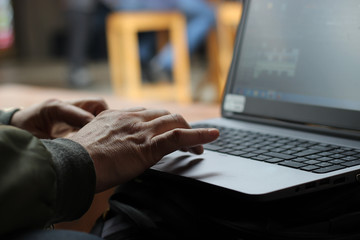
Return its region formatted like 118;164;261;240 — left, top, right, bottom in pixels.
151;0;360;201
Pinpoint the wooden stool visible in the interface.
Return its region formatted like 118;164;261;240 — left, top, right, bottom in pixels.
106;12;191;103
216;2;243;99
199;2;242;102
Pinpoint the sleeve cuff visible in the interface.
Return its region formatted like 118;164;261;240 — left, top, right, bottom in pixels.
41;138;96;223
0;108;20;125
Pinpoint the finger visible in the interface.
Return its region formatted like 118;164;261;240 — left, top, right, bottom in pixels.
69;98;108;116
180;146;204;155
51;122;75;138
146;113;191;137
151;128;219;160
54;104;95;128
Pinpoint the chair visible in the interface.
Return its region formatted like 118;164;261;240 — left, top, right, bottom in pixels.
106;12;192;103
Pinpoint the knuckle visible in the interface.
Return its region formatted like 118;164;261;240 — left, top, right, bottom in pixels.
170;113;185;125
162;109;171;115
43;99;62;109
44;98;60;105
93;97;105;103
129;132;148;146
97;109;114;118
127;121;142;133
170;129;182;144
126;107;146;112
91;97;108;110
117;111;141;121
126;111;139;118
41;99;62;115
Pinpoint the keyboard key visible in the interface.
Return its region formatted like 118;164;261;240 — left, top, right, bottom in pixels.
318;157;333;162
304;160;320;165
253;149;268;154
269;143;284;148
331;149;345;154
271;148;286;153
252;144;268;148
228;150;247;156
233;145;248;150
313;165;346;173
218;148;235;153
204;144;222;151
241;153;258;158
316;162;333;167
242;147;258;153
341;156;358;161
342;151;357;156
265;158;283;163
264;152;295;160
279;161;306;169
263;146;275;151
310;145;334;151
306;154;322;159
293;147;307;152
341;160;360;167
294;149;320;157
298;143;317;148
329;159;345;164
319;152;333;157
292;157;308;162
332;154;345;159
226;143;237;148
251;155;271;161
301;165;319;171
282;150;298;155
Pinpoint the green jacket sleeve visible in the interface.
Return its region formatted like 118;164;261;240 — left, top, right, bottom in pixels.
0;126;96;236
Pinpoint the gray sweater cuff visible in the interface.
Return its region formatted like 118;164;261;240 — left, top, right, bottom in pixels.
0;109;20;125
41;138;96;223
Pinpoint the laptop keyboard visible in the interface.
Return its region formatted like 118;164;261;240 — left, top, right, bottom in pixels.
193;124;360;174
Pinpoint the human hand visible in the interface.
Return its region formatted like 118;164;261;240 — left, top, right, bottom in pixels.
11;98;108;139
69;107;219;192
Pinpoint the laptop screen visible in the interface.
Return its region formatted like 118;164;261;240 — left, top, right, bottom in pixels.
224;0;360;131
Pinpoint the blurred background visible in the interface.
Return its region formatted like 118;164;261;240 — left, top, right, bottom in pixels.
0;0;242;104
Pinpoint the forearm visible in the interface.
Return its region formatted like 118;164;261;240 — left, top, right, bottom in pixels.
0;126;95;236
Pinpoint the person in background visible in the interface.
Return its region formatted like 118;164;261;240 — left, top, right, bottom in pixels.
64;0;97;87
0;0;14;50
63;0;216;86
0;98;219;239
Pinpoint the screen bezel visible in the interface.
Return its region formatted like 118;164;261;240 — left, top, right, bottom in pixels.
221;0;360;132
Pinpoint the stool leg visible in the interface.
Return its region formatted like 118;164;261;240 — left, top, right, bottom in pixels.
170;14;192;103
107;19;124;96
121;29;142;99
206;29;222;101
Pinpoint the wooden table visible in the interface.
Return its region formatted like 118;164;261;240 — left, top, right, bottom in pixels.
0;84;220;232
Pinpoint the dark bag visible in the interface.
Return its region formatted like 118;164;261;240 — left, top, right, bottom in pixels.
92;171;360;240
